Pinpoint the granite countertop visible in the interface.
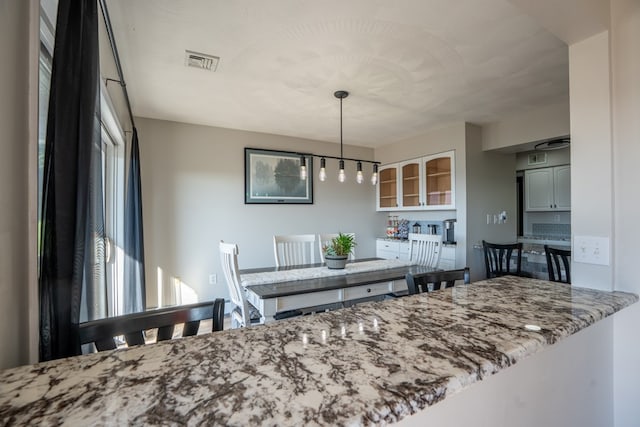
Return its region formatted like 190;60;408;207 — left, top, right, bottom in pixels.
0;277;636;426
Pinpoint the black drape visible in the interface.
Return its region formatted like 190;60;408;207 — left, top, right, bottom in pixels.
123;128;146;313
39;0;105;361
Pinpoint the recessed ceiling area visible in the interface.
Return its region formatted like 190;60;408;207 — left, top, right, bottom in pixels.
107;0;569;148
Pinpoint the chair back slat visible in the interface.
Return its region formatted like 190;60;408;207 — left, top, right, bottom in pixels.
273;234;316;267
408;233;442;268
483;241;523;278
544;245;571;284
79;299;225;352
406;267;470;295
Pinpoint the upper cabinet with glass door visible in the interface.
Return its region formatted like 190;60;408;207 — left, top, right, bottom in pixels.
424;151;455;209
377;150;455;211
376;164;400;210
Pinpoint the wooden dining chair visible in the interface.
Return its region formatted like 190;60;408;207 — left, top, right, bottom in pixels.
318;233;356;262
219;241;263;328
408;233;442;268
482;240;532;279
544;245;571;284
273;234;316;267
79;299;225;352
406;267;470;295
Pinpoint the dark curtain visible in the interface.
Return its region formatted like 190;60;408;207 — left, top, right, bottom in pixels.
39;0;106;361
123;128;146;313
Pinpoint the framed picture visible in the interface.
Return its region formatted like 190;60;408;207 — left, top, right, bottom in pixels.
244;148;313;204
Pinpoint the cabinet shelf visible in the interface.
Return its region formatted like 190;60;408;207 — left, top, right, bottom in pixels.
380;196;396;199
426;172;451;177
403;193;420;197
380;180;396;184
403;176;419;181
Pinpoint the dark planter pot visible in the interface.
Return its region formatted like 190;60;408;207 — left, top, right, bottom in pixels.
325;255;348;269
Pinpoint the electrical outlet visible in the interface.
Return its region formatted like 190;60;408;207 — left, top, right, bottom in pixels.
573;236;610;266
209;274;217;285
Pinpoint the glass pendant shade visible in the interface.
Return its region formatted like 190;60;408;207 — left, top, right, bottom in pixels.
319;157;327;181
371;164;378;185
299;156;307;180
338;159;346;183
356;161;363;184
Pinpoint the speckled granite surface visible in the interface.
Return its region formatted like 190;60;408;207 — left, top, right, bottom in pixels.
0;277;636;426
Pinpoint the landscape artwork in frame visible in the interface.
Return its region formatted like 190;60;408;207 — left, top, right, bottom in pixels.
245;148;313;204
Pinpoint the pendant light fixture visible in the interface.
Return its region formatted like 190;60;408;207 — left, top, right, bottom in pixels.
335;90;349;183
296;90;380;184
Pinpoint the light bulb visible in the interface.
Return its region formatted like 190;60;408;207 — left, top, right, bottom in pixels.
371;172;378;185
338;160;346;183
356;161;363;184
319;157;326;181
299;156;307;180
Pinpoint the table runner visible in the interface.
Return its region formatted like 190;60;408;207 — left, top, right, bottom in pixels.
241;259;415;287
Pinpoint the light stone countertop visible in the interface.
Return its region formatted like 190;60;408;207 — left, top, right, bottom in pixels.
0;277;636;426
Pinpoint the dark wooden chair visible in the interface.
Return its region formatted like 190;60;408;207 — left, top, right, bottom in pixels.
482;240;532;279
406;267;470;295
79;299;225;352
544;245;571;284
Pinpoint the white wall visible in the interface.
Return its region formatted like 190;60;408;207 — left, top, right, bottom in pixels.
610;0;640;425
482;101;570;151
136;117;381;307
0;1;37;369
569;31;614;291
465;124;517;281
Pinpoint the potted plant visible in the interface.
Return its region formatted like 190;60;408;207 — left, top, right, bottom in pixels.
323;233;356;269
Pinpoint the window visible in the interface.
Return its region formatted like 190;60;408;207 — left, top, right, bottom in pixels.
39;0;126;320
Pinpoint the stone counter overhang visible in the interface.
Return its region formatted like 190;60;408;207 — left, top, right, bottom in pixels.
0;277;636;426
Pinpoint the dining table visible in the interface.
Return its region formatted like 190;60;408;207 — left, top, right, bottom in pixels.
239;258;437;322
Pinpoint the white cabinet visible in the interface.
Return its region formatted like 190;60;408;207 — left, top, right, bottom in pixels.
439;245;456;270
376;240;410;261
525;165;570;211
377;239;455;268
377;150;455;211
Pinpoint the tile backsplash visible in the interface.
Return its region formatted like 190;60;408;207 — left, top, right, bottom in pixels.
532;223;571;239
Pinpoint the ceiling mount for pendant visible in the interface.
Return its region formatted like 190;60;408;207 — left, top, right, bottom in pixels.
534;137;570;151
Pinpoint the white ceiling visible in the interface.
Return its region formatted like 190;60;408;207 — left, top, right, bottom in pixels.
107;0;569;148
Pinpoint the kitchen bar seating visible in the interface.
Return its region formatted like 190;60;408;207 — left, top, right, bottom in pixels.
79;299;225;352
406;267;470;295
545;245;572;284
318;233;356;262
482;240;532;279
273;234;316;267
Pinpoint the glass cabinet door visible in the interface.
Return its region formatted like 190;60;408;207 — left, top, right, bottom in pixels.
378;165;398;209
424;154;453;207
401;161;421;208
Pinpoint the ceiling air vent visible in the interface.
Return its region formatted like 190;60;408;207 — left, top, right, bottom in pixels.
184;50;219;71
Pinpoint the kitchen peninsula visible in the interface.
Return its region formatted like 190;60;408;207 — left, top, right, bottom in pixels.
0;277;636;426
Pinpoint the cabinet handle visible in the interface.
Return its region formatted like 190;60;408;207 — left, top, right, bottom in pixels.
550;204;553;208
367;288;372;293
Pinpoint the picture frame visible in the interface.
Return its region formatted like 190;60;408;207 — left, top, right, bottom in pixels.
244;148;313;204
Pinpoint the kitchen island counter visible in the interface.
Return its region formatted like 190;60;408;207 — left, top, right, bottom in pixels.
0;277;636;425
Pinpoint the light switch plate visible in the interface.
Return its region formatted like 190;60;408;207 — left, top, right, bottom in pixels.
573;236;610;266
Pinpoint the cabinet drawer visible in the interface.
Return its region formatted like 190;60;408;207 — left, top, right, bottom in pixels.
377;249;398;260
399;242;411;256
343;282;393;300
376;240;400;252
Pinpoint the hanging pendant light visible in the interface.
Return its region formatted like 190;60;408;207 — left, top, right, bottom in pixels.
319;157;327;181
356;161;364;184
335;90;348;183
299;155;307;180
371;164;378;185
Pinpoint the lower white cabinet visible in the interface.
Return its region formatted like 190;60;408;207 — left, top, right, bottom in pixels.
376;240;410;261
376;239;455;268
